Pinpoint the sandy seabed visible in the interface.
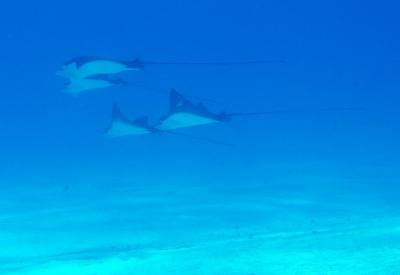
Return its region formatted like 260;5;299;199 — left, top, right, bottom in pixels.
1;181;400;274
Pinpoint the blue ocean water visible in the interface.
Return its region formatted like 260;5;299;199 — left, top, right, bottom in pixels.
0;0;400;274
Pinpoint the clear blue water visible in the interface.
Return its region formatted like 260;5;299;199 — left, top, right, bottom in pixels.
1;1;400;274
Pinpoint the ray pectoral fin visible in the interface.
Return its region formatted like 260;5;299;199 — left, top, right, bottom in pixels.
156;112;233;146
106;121;152;137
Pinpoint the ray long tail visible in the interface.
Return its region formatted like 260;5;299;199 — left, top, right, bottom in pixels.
229;107;364;117
141;59;285;66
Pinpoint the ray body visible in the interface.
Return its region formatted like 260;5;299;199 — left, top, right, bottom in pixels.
57;57;143;79
63;75;128;94
104;105;156;138
157;89;230;130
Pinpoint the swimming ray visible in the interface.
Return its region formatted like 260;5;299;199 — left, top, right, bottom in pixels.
157;89;230;131
158;89;361;131
57;56;284;80
61;75;219;104
104;104;158;137
57;57;144;79
105;89;359;144
63;75;129;94
104;104;232;146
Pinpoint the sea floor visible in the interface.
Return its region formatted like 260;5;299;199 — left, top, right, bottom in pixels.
1;178;400;274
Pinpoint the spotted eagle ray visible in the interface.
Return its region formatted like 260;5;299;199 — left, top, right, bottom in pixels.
58;56;283;79
63;75;130;94
57;57;144;79
104;104;158;138
57;56;284;94
104;89;228;138
105;89;357;144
